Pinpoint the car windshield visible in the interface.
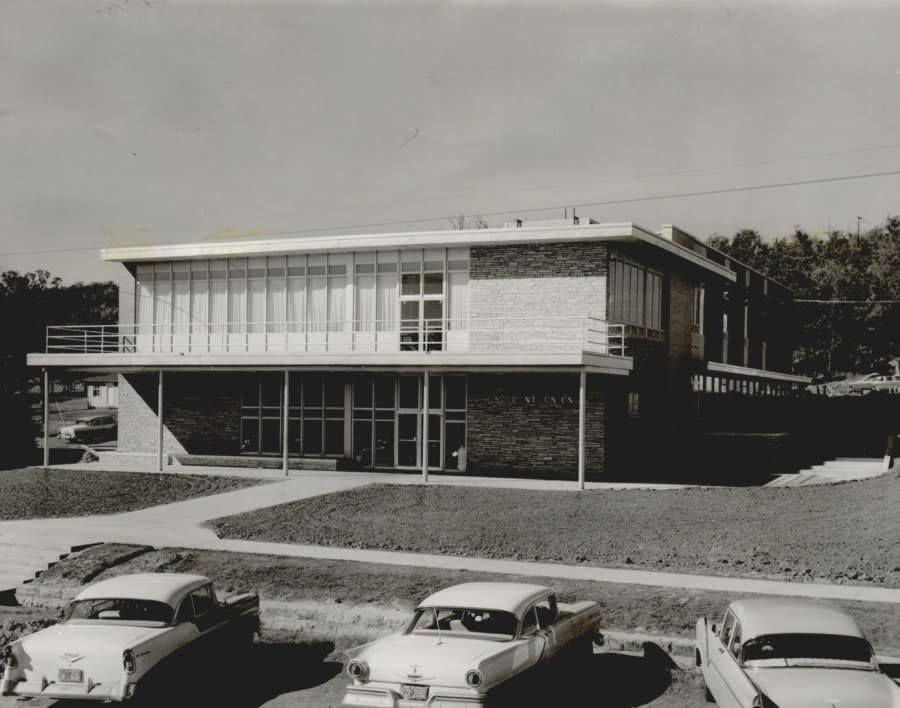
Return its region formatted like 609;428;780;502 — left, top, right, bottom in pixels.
74;418;94;424
65;598;174;625
408;607;518;640
743;634;874;667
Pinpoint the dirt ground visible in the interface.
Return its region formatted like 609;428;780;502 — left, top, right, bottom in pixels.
0;468;264;520
16;544;900;655
210;475;900;587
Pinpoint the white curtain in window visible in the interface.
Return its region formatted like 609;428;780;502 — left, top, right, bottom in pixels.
267;276;285;333
327;273;346;331
376;273;398;331
136;273;153;327
209;280;227;349
356;275;375;331
308;277;326;331
287;277;306;332
249;278;266;333
228;278;246;333
172;280;189;334
448;271;468;329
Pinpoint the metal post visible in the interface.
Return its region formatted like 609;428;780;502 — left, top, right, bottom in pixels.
577;369;586;490
157;371;164;472
422;371;429;484
283;370;290;477
43;368;50;467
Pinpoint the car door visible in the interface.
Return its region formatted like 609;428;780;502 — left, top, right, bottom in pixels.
515;606;548;674
706;614;758;708
532;596;562;661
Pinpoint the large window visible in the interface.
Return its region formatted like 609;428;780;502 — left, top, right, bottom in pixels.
609;257;663;331
134;249;469;353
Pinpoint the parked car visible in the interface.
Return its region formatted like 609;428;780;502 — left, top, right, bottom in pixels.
847;372;900;394
1;573;259;703
696;598;900;708
342;582;603;706
57;414;118;443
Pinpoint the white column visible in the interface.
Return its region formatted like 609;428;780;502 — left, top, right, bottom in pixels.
157;371;164;472
577;369;586;490
283;370;290;476
43;368;49;467
422;371;429;484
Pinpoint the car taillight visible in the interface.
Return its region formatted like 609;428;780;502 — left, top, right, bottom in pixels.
123;649;136;674
346;660;368;681
2;645;17;670
465;669;483;688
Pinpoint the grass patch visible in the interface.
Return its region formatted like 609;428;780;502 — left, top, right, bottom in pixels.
0;468;265;520
210;476;900;587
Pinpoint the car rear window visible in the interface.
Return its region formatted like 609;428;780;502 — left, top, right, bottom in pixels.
743;634;873;664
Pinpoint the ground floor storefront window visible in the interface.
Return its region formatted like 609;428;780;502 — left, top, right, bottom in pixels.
238;372;466;471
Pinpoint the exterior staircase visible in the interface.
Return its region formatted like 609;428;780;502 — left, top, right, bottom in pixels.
0;541;100;600
767;458;888;487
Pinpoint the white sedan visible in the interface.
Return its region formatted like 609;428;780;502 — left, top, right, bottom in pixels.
342;582;603;707
696;598;900;708
1;573;259;703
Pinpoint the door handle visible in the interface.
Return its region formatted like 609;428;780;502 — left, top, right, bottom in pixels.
717;648;726;654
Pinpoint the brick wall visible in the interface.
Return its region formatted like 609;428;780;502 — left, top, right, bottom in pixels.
466;373;606;480
118;373;241;455
469;241;608;323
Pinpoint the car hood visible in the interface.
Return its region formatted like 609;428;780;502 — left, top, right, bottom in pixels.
16;623;171;683
750;667;900;708
356;634;515;688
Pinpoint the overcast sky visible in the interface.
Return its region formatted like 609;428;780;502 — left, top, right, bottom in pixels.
2;0;900;284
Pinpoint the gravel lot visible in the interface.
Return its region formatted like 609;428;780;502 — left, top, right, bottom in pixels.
210;475;900;586
0;468;264;520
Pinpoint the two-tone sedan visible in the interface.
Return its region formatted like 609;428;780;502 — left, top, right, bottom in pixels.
1;573;259;703
342;582;603;707
696;598;900;708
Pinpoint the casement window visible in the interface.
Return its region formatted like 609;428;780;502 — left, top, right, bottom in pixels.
692;285;705;334
609;257;663;331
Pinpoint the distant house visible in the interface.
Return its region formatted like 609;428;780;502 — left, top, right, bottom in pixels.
29;218;809;480
82;375;119;409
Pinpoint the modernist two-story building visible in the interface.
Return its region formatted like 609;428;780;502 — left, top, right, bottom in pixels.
29;219;809;483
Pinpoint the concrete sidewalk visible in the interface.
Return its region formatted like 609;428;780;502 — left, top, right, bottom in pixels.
3;473;900;605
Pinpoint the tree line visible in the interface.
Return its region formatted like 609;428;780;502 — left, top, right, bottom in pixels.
707;216;900;381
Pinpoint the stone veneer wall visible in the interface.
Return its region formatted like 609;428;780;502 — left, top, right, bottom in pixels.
469;241;608;323
466;373;606;480
118;373;241;455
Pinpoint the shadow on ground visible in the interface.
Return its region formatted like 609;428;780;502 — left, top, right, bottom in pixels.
489;642;676;707
47;639;341;708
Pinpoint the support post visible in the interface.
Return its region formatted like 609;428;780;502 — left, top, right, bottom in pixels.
577;369;586;490
422;371;429;484
157;370;164;472
283;370;290;477
43;368;50;467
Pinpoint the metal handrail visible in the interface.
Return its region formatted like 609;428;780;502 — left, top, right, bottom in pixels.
45;318;628;357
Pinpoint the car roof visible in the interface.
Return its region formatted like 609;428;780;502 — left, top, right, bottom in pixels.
729;599;864;641
418;582;553;617
74;573;210;608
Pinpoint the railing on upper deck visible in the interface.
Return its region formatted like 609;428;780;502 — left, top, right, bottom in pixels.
45;317;627;357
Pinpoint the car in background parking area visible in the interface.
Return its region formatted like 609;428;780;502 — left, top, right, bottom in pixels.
57;414;117;443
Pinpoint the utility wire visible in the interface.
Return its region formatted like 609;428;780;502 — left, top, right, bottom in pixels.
1;167;900;258
795;299;900;304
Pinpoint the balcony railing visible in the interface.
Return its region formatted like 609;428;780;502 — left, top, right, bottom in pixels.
45;317;626;357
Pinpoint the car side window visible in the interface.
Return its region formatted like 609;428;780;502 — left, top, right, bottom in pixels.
191;585;215;617
720;611;736;645
175;596;195;624
534;596;558;628
520;607;539;637
730;622;742;659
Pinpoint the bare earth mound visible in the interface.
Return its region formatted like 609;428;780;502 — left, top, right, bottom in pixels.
210;475;900;586
0;468;265;519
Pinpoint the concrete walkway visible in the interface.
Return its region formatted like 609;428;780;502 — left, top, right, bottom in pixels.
3;470;899;605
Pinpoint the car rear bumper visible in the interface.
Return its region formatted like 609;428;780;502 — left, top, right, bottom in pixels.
342;685;485;707
2;677;134;702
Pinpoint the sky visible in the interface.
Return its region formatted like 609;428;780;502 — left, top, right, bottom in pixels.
2;0;900;284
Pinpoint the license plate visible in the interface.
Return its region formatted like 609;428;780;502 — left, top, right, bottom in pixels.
401;684;428;700
59;668;84;683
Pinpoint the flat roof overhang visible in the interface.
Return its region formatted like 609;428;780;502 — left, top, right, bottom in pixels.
706;361;812;384
27;351;633;376
101;222;736;282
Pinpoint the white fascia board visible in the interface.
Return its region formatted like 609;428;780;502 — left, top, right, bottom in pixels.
707;361;812;384
100;222;735;281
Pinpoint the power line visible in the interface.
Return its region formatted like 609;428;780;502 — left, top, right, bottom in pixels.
795;299;900;304
2;167;900;258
